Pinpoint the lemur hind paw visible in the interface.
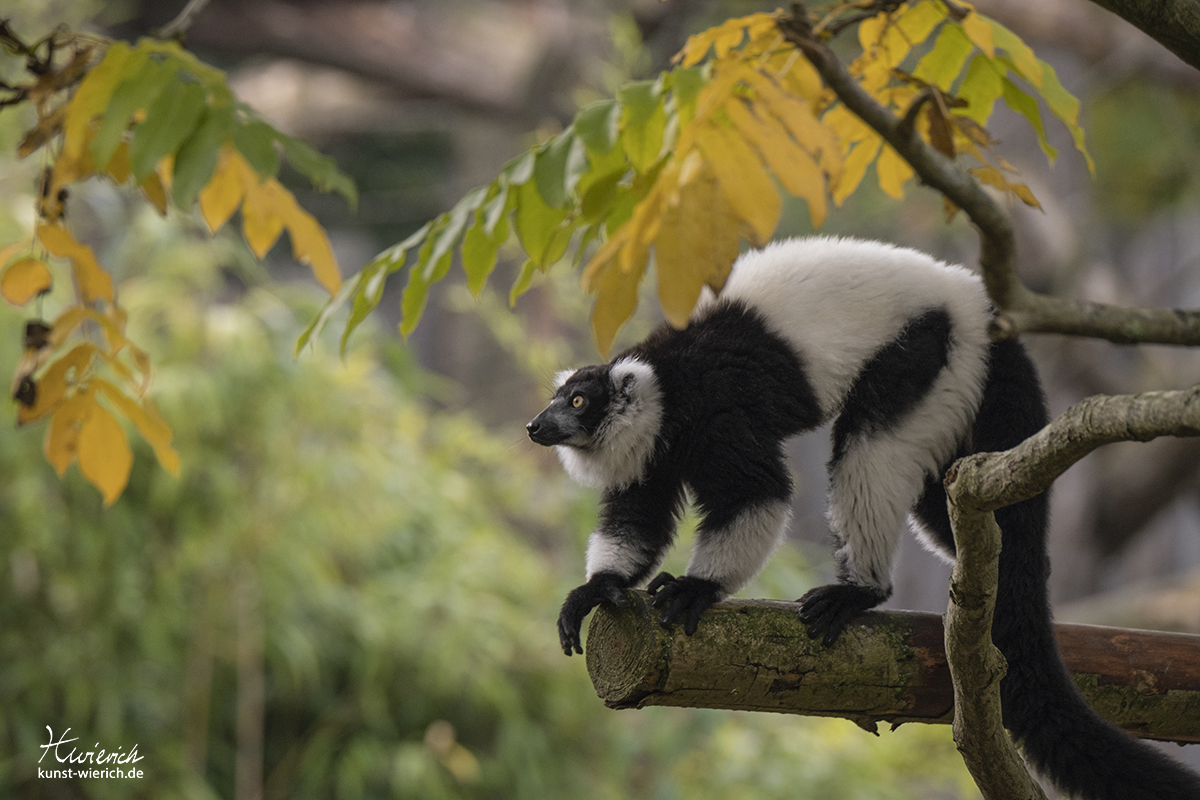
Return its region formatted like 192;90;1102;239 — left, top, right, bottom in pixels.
557;572;628;656
648;572;724;636
797;583;889;646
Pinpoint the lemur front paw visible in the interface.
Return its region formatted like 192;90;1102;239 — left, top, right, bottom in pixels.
797;583;889;646
557;572;629;656
647;572;724;636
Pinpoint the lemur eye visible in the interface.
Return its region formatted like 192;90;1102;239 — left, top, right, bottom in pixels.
572;394;586;409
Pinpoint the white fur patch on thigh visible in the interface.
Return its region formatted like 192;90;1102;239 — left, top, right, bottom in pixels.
685;500;792;593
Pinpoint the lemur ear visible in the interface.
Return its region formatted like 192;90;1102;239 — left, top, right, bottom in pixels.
610;359;655;400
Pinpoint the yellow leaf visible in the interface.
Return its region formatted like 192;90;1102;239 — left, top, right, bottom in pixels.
582;227;627;291
61;43;132;170
0;241;22;268
93;378;180;476
725;99;828;229
198;145;247;233
654;159;740;327
742;68;836;162
876;143;914;199
19;343;98;426
770;50;823;103
896;1;949;46
37;223;114;304
140;170;168;215
282;194;342;295
105;141;133;183
960;11;995;58
970;166;1042;209
1;257;53;306
587;238;644;357
241;173;286;259
45;389;95;477
676;13;779;66
77;401;133;506
696;124;780;246
832;135;882;206
990;20;1042;88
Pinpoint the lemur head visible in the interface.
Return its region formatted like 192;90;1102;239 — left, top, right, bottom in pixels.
526;358;663;489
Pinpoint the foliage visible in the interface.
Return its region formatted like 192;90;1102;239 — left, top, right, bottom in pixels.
315;1;1091;356
0;24;354;504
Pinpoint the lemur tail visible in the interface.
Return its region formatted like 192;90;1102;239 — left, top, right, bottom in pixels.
979;340;1200;799
992;496;1200;800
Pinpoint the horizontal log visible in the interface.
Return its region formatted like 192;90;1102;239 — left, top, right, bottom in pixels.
584;592;1200;744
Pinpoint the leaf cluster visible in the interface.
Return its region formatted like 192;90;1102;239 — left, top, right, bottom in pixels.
0;27;355;504
325;1;1092;356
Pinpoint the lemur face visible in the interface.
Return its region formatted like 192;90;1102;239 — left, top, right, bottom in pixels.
526;365;613;448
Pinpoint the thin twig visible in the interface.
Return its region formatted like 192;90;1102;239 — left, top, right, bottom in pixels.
156;0;213;40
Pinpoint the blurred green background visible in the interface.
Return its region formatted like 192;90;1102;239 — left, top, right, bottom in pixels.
3;0;1200;797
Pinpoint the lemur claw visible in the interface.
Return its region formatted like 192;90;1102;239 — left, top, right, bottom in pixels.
797;583;889;646
648;572;723;636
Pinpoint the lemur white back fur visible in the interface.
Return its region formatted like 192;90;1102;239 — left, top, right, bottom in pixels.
701;237;992;593
556;358;663;490
708;237;992;420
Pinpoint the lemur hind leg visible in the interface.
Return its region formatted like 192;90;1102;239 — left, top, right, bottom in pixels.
799;310;984;644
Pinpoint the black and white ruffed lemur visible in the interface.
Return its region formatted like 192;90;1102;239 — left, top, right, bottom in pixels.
526;236;1200;800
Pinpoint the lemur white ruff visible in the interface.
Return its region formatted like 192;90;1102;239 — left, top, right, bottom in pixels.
527;236;1200;800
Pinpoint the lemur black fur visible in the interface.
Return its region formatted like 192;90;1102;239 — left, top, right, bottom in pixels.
527;236;1200;800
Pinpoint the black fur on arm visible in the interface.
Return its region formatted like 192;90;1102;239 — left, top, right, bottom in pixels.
558;471;686;656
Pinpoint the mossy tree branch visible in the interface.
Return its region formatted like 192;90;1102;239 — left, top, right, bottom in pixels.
584;594;1200;744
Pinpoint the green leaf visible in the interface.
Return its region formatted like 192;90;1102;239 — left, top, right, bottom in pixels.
504;151;535;185
990;20;1043;88
278;132;359;210
462;185;509;297
401;217;453;337
619;80;667;173
1035;59;1094;174
233;118;280;179
575;100;620;155
481;182;511;237
513;179;569;267
534;130;576;209
294;268;357;356
509;259;537;307
580;169;625;223
913;23;974;91
1001;76;1056;162
669;65;705;127
171;103;234;209
422;187;486;280
90;57;174;169
128;79;207;182
955;54;1004;125
341;223;430;351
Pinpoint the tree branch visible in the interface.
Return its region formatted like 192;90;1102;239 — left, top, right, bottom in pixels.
777;5;1200;347
584;594;1200;744
1084;0;1200;72
944;504;1049;800
946;384;1200;513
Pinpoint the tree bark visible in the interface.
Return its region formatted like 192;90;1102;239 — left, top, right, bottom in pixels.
1084;0;1200;71
585;593;1200;745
